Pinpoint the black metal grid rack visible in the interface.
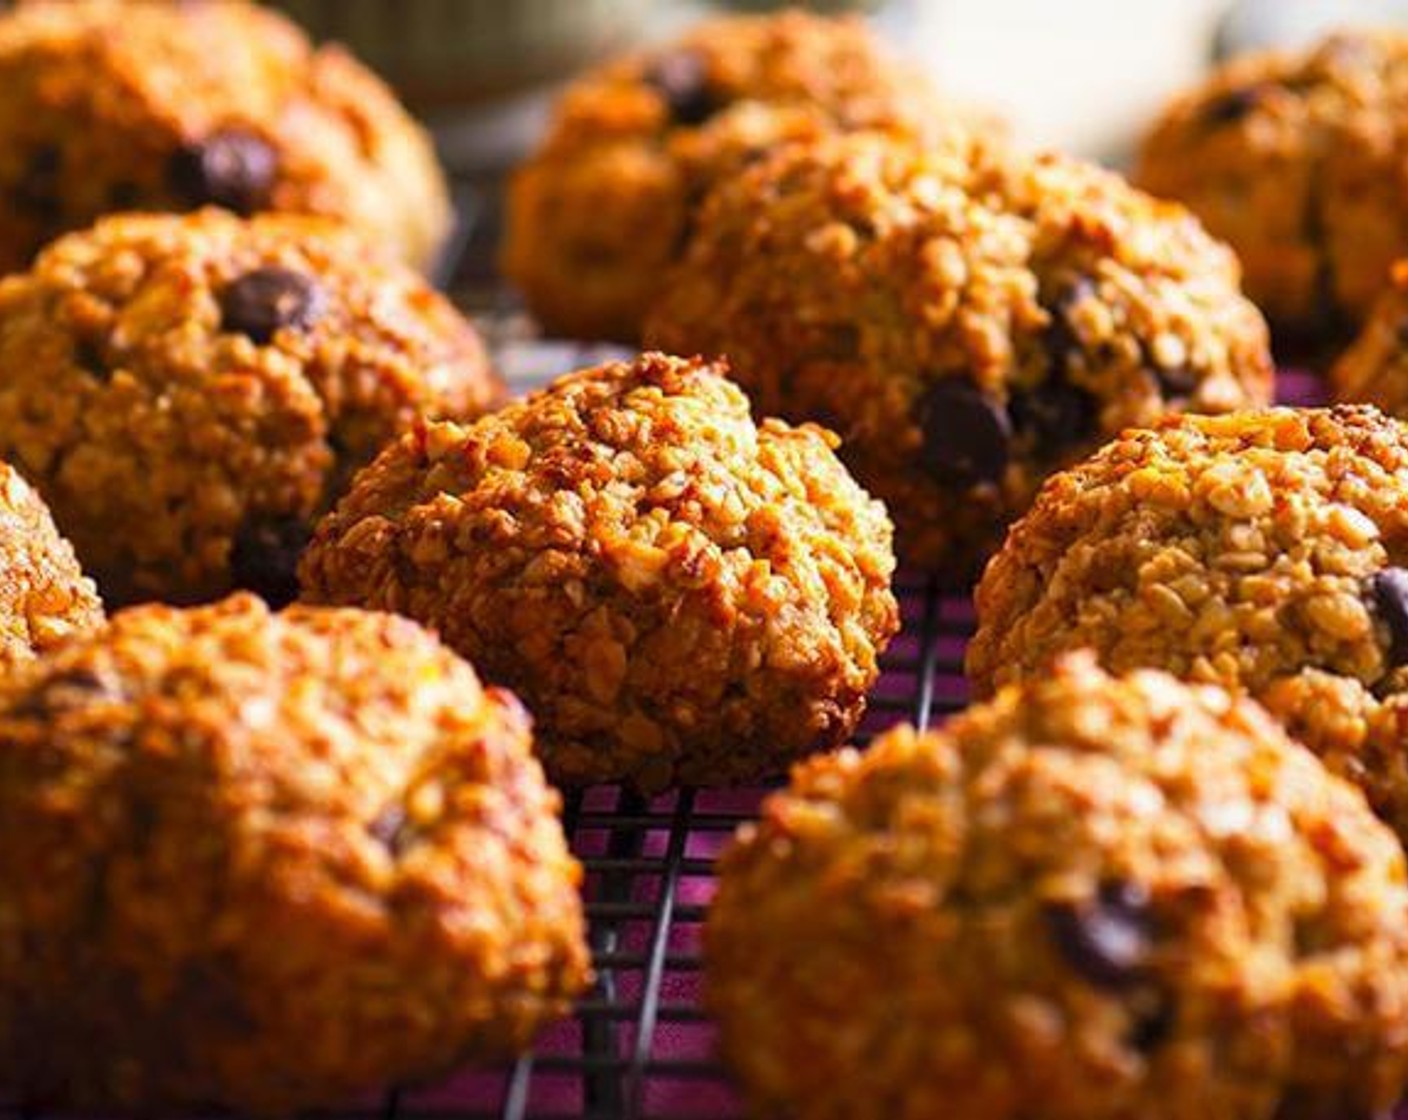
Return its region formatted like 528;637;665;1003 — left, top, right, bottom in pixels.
385;574;972;1120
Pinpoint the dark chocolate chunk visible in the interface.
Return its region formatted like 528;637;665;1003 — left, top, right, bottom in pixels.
1127;988;1176;1052
368;804;409;855
644;51;720;127
168;129;277;215
1042;277;1095;372
913;379;1011;487
229;513;311;608
1044;879;1154;991
1009;379;1098;457
1154;365;1200;398
1201;85;1265;127
1373;567;1408;666
219;267;324;345
13;146;61;218
12;666;120;718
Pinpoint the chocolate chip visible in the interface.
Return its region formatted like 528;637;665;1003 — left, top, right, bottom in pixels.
644;51;720;126
1373;568;1408;666
1127;989;1176;1052
1154;365;1200;398
1042;277;1095;372
1044;879;1154;991
13;146;61;218
913;379;1011;487
12;665;120;718
219;267;324;345
1202;85;1265;127
229;513;311;608
368;804;409;854
73;338;108;380
1009;379;1098;458
168;129;277;215
108;180;141;209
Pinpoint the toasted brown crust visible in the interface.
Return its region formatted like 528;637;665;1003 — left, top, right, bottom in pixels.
968;405;1408;843
0;593;590;1115
503;9;969;341
646;133;1273;578
708;654;1408;1119
299;351;899;791
0;459;102;668
0;209;501;607
1137;30;1408;339
0;0;451;272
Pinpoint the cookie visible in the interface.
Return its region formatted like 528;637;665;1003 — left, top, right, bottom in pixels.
707;653;1408;1120
502;9;968;342
0;460;102;669
299;351;899;791
0;209;501;607
1137;30;1408;342
968;404;1408;843
0;593;589;1115
1331;259;1408;416
646;133;1274;579
0;0;450;272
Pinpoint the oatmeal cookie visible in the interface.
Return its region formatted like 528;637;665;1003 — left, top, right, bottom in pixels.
0;0;450;273
1331;259;1408;415
1137;30;1408;342
299;352;899;791
503;9;972;342
0;460;101;669
0;209;501;608
0;593;590;1115
646;133;1273;578
968;405;1408;842
707;654;1408;1120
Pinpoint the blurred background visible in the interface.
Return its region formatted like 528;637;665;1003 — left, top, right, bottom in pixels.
271;0;1408;172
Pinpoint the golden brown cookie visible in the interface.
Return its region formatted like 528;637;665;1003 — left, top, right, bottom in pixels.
1331;259;1408;414
503;9;970;342
0;209;501;608
647;133;1274;579
968;405;1408;843
299;351;899;791
0;0;451;272
708;654;1408;1119
0;593;590;1116
0;459;101;669
1137;30;1408;342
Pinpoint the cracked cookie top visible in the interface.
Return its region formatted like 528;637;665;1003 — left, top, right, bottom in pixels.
708;653;1408;1120
647;132;1273;577
299;351;899;791
969;404;1408;841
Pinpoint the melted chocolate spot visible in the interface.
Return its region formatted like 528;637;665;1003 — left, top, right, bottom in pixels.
368;804;409;855
1009;380;1098;458
1373;568;1408;667
645;51;720;127
229;513;311;608
914;379;1011;487
168;129;277;215
1202;85;1265;127
1045;880;1154;991
13;146;61;218
219;267;324;345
